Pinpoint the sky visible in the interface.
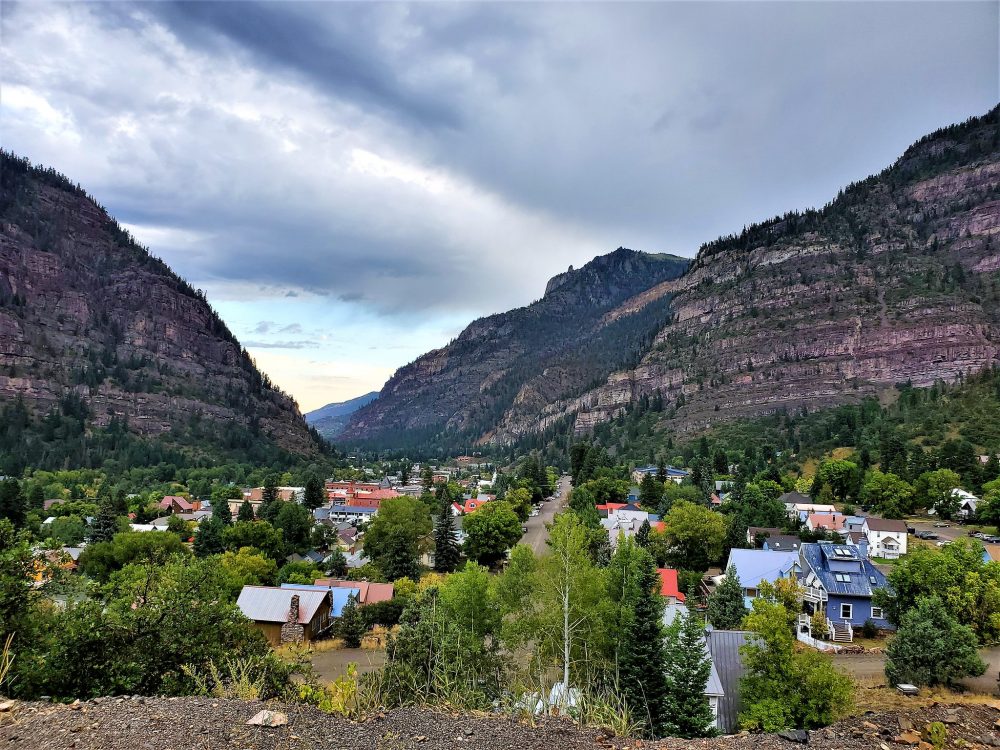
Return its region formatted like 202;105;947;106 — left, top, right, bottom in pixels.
2;1;997;412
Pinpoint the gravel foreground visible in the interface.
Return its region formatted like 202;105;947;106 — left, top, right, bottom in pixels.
1;697;998;750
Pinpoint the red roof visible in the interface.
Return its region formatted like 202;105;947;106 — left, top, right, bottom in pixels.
159;495;194;511
595;502;628;512
657;568;686;602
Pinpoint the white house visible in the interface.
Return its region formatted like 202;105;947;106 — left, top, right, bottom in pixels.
862;517;908;559
953;488;981;518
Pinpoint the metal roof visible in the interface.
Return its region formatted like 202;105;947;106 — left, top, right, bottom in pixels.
236;586;329;624
725;549;799;589
799;542;889;597
706;630;756;734
281;583;361;617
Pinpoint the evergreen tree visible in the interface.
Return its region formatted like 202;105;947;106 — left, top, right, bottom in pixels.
639;474;663;508
326;546;348;577
656;460;667;483
421;465;434;492
707;565;747;629
237;499;255;522
213;494;233;526
88;497;120;544
433;499;462;573
261;475;279;505
400;463;410;485
303;475;325;510
0;479;26;527
663;607;717;738
722;512;748;557
635;518;651;548
338;594;366;648
193;517;225;557
885;596;986;687
619;556;670;737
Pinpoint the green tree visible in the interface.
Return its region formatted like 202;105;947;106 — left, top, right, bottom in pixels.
79;531;188;582
338;593;366;648
915;469;962;518
0;520;35;642
88;497;122;544
663;607;717;738
0;479;26;527
237;499;255;522
420;465;434;492
303;475;325;511
885;597;985;688
462;501;522;568
273;501;313;554
505;487;533;521
707;565;747;630
222;521;284;561
433;500;462;573
47;515;87;546
619;555;670;737
662;501;727;572
860;470;915;518
639;473;664;508
209;486;238;526
325;546;348;577
635;518;652;548
363;497;432;581
219;547;277;595
192;517;225;557
277;560;320;584
813;460;860;504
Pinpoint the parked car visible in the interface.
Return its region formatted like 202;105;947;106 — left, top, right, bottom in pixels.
907;527;916;534
934;522;950;528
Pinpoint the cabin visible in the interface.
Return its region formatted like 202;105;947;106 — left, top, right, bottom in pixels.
236;586;332;646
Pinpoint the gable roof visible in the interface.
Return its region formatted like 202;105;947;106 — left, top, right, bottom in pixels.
863;517;908;533
778;491;812;505
763;534;801;551
236;586;330;624
159;495;193;510
705;630;756;733
807;513;846;530
657;568;687;602
725;549;799;589
799;542;889;597
281;583;362;616
313;578;394;604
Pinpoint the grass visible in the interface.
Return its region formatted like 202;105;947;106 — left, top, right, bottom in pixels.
852;673;999;713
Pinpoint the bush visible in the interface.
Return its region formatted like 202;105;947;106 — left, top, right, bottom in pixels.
860;619;878;639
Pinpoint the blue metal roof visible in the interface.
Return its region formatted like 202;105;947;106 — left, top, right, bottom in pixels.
799;542;889;598
281;583;362;616
725;549;799;589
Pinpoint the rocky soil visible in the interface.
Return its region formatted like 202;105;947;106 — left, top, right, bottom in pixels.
2;697;998;750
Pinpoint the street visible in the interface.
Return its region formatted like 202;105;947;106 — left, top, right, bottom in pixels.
520;474;570;554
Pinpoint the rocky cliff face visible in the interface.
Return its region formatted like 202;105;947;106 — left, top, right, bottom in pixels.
344;107;1000;450
492;107;1000;442
340;249;690;446
0;152;319;456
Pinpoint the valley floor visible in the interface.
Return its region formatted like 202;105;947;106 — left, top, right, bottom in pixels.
2;697;998;750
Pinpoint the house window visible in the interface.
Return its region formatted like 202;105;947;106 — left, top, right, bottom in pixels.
834;573;850;583
840;603;853;620
871;607;884;619
745;587;757;598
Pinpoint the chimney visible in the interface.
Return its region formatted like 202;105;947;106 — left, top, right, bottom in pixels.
289;594;300;623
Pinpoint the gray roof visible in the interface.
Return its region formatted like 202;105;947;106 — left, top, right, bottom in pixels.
799;542;889;598
705;629;755;733
764;534;801;551
236;586;330;624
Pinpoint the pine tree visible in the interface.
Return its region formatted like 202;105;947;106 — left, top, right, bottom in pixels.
193;517;225;557
433;499;462;573
304;475;325;510
338;594;366;648
0;479;26;527
619;556;670;737
262;475;279;505
663;607;717;737
88;497;120;544
636;518;651;548
421;465;434;492
326;546;348;577
706;565;747;630
237;499;255;522
213;495;233;526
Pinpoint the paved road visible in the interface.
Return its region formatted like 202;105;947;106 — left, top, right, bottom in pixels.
520;475;570;554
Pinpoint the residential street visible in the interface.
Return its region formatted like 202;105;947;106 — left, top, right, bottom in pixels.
520;475;570;554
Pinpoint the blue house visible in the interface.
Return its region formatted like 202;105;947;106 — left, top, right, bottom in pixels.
723;549;801;609
798;542;893;642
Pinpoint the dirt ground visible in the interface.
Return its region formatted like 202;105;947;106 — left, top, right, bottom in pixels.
835;646;1000;695
311;647;387;682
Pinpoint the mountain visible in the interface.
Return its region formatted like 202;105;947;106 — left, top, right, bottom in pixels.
339;248;691;448
305;391;379;439
345;106;1000;450
0;151;322;471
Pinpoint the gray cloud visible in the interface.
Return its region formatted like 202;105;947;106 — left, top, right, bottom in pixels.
1;0;996;325
243;340;320;350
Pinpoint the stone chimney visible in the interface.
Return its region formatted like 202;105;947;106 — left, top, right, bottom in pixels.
280;594;305;644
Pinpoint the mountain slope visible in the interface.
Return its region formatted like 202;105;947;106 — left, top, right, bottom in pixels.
495;106;1000;442
340;248;691;447
305;391;379;439
0;151;321;467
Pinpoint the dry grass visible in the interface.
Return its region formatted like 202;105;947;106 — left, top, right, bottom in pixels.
852;674;999;713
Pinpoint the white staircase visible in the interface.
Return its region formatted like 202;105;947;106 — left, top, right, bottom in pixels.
831;620;854;643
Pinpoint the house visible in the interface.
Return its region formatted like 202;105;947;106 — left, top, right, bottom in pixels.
862;517;908;559
723;549;801;608
631;465;689;485
313;578;394;605
281;583;361;617
798;542;893;642
762;535;801;552
844;515;867;533
236;586;332;645
705;629;756;734
159;495;198;513
657;568;686;604
805;512;847;533
450;494;493;516
601;504;655;547
229;486;304;516
627;486;641;504
953;489;981;518
327;505;378;524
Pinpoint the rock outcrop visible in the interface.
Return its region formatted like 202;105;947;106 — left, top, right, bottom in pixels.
0;152;319;456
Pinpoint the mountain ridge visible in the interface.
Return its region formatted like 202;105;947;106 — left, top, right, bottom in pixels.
305;391;379;439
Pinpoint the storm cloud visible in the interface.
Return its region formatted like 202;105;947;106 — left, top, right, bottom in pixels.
1;1;996;408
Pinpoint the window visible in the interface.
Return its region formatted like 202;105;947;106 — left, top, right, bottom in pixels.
869;575;878;584
840;603;853;620
871;607;884;619
834;573;851;583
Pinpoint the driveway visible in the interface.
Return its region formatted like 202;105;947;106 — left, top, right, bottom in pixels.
835;646;1000;695
520;475;569;554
